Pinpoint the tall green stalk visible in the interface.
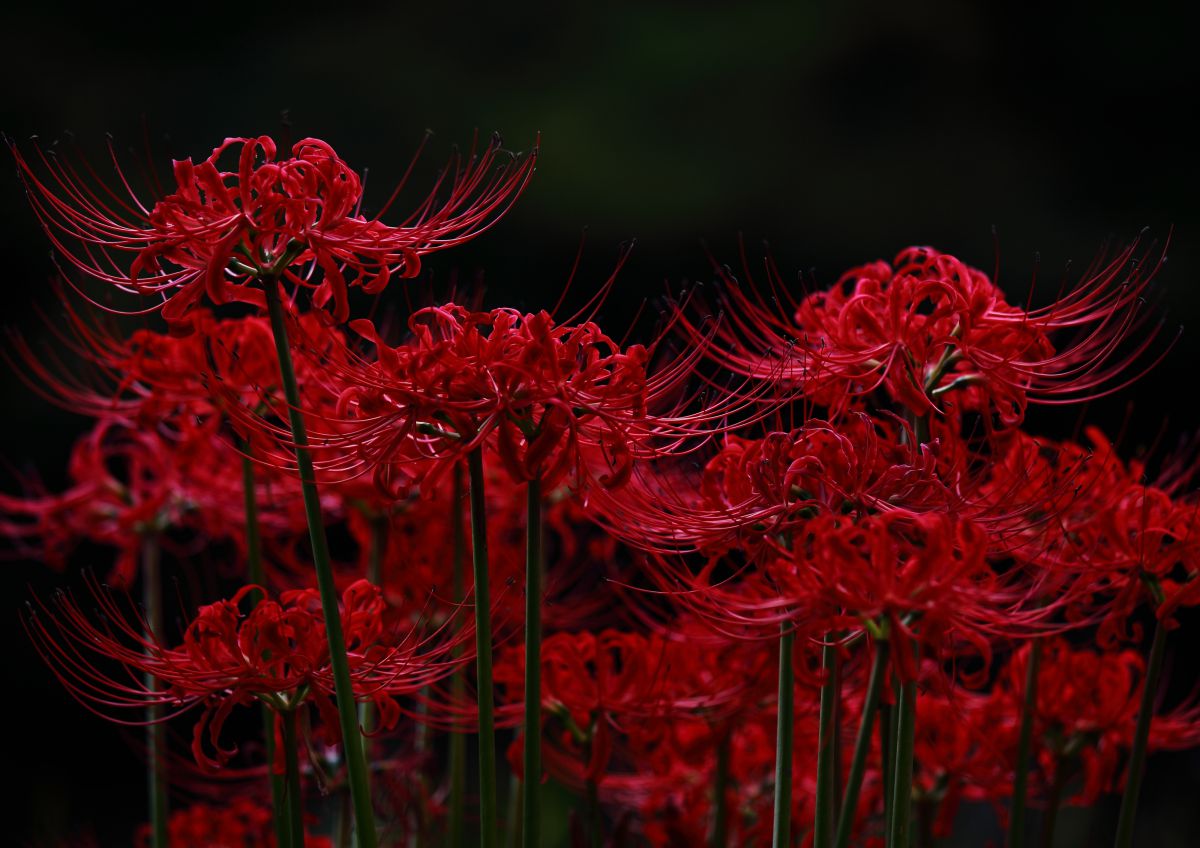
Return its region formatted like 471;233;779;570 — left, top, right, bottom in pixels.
142;534;168;848
522;477;544;848
879;699;894;840
360;514;388;761
712;730;731;848
449;463;468;848
240;449;289;847
467;448;499;848
1007;640;1041;848
1113;617;1168;848
835;639;890;848
263;278;377;848
888;676;917;848
773;624;795;848
814;639;840;848
281;708;307;848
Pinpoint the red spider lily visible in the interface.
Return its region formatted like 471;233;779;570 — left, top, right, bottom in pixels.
984;427;1200;639
493;627;767;786
136;797;333;848
0;414;310;584
11;133;536;325
335;305;657;490
993;638;1200;808
24;577;469;770
674;241;1173;432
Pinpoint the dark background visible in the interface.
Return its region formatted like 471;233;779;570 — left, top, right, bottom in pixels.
2;1;1198;844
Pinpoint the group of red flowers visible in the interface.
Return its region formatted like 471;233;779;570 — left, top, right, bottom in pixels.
3;131;1197;848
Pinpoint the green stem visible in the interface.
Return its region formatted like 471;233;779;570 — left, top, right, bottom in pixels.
506;768;524;848
281;708;307;848
359;514;388;763
449;463;468;848
522;477;544;848
263;278;377;848
1038;756;1073;848
880;698;894;839
1113;617;1168;848
240;449;266;595
1007;640;1041;848
467;448;499;848
773;624;795;848
142;534;168;848
814;638;840;848
835;639;890;848
241;448;289;847
888;675;917;848
712;729;731;848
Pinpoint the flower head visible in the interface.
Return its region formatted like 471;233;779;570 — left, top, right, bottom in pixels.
11;133;536;325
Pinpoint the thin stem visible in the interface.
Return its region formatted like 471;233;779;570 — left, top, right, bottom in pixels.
241;447;289;846
880;698;894;840
835;639;890;848
1113;616;1168;848
814;638;840;848
522;477;544;848
506;768;524;848
888;675;917;848
712;729;731;848
467;448;499;848
359;514;388;762
1007;640;1041;848
449;463;468;848
240;449;266;596
263;278;377;848
281;708;307;848
773;624;795;848
142;534;168;848
1038;756;1075;848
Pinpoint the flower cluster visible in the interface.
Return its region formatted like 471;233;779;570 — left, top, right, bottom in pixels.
4;130;1198;848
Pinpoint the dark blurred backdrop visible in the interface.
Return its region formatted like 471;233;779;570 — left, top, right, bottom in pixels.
2;1;1198;844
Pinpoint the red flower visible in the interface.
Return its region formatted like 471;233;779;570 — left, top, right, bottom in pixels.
25;578;467;770
675;242;1172;432
11;133;536;325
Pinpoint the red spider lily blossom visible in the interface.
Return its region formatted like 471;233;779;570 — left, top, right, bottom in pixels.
676;242;1174;432
1003;638;1200;806
136;797;333;848
493;628;768;786
24;578;469;770
313;301;753;493
0;414;310;584
11;133;536;325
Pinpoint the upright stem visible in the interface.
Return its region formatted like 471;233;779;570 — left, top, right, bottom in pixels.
814;638;840;848
712;729;731;848
241;448;289;847
467;448;499;848
773;624;795;848
281;708;307;848
1038;756;1073;848
1113;617;1168;848
263;278;377;848
880;698;894;839
888;675;917;848
449;463;468;848
522;477;544;848
240;449;266;595
506;768;524;848
142;534;168;848
836;639;890;848
360;514;388;761
1007;640;1041;848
